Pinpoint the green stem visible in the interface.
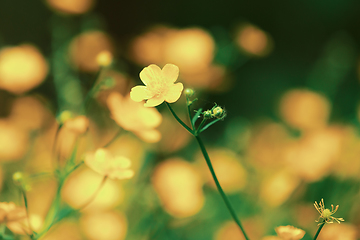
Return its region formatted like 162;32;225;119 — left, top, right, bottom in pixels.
313;223;325;240
195;136;250;240
166;101;249;240
35;181;63;239
165;103;193;134
83;67;103;110
195;118;208;136
67;161;84;176
20;189;35;239
52;123;62;169
102;128;121;148
185;96;195;130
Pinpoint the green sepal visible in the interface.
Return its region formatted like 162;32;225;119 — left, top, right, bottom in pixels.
192;108;203;127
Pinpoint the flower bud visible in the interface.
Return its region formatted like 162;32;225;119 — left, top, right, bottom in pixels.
96;51;113;67
57;111;73;125
212;106;226;119
12;171;24;185
184;88;194;97
203;110;212;119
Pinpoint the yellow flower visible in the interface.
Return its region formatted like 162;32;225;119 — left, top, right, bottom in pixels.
275;225;305;240
130;64;184;107
84;148;134;180
107;92;162;143
0;202;31;235
314;198;344;225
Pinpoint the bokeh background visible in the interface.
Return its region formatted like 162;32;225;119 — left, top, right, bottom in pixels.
0;0;360;239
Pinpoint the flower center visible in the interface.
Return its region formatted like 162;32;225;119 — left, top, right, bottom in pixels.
322;209;332;219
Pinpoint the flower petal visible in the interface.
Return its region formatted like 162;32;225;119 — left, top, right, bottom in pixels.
164;83;184;103
162;64;179;84
144;96;165;107
113;156;132;168
130;86;154;102
108;169;134;180
137;107;162;128
135;129;161;143
139;64;162;86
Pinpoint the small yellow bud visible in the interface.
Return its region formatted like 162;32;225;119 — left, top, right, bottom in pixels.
58;111;73;124
96;51;113;67
212;106;226;119
203;110;212;118
184;88;194;97
12;171;24;184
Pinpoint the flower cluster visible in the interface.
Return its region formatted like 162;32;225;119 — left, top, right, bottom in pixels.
202;105;226;119
84;148;134;180
0;202;30;235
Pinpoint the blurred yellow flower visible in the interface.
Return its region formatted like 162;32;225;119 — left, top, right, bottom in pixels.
61;168;124;210
0;120;29;162
63;115;90;134
275;225;305;240
85;148;134;180
107;92;162;142
80;211;127;240
0;44;48;94
69;31;114;72
130;64;184;107
317;223;358;240
279;89;330;131
151;158;204;218
46;0;94;15
197;148;247;193
0;202;30;235
235;24;273;57
260;170;300;207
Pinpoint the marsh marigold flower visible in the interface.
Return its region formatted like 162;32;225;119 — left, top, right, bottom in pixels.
314;198;344;225
275;225;305;240
85;148;134;180
130;64;184;107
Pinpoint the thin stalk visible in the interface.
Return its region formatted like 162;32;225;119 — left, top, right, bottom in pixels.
78;176;107;210
68;161;84;174
52;123;62;169
20;188;35;239
51;176;107;225
185;96;195;130
102;128;121;148
195;136;250;240
35;181;63;239
83;67;103;113
165;103;193;134
195;118;208;136
165;102;249;240
313;223;325;240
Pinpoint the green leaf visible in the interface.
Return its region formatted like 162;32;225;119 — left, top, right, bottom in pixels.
192;108;203;127
199;118;222;133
